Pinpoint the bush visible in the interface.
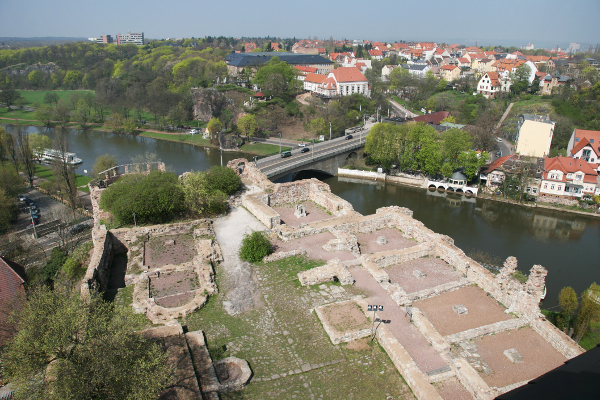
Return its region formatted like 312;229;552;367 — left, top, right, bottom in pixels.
203;166;242;195
239;231;272;262
100;170;184;225
42;247;68;284
62;257;86;280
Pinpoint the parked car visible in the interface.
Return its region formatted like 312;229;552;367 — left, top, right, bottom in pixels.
298;143;307;147
496;137;502;142
300;147;309;153
496;151;501;158
28;217;40;227
345;135;353;140
70;224;87;234
25;199;35;207
18;194;26;202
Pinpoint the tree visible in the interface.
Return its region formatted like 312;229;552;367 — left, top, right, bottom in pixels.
441;128;473;169
28;132;52;155
388;66;412;92
203;166;242;195
307;117;327;138
239;231;272;262
73;98;90;130
365;122;403;170
1;285;170;399
100;170;185;225
574;283;600;343
181;171;227;216
27;70;44;88
51;132;78;212
35;104;55;128
238;114;258;139
207;117;223;144
43;92;59;106
14;125;36;188
558;286;579;331
0;87;22;110
92;154;118;178
253;56;300;100
53;99;71;128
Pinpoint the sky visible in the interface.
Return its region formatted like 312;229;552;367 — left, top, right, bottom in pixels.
1;0;599;49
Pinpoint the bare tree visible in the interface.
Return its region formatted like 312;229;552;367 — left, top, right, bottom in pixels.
51;132;78;214
14;126;36;188
3;130;19;175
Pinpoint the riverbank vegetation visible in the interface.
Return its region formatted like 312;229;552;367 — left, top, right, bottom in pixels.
364;122;488;178
543;284;600;350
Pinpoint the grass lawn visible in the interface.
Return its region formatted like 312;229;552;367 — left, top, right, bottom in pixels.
22;163;92;192
17;90;95;106
0;107;40;121
139;131;212;146
239;142;292;156
183;255;414;399
579;319;600;350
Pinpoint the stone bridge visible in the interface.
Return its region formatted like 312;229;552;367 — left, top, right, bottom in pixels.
258;134;367;181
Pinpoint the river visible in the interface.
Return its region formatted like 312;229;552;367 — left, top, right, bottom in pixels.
6;125;600;308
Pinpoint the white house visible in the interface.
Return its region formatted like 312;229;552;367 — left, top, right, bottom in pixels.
539;156;598;199
303;73;327;92
314;67;369;98
567;129;600;164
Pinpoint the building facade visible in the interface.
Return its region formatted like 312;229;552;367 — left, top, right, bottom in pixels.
116;32;144;46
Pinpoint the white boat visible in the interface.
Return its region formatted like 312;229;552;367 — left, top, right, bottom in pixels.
37;149;83;165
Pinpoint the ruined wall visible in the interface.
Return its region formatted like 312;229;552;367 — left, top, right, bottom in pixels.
81;225;114;295
242;193;281;229
227;158;274;190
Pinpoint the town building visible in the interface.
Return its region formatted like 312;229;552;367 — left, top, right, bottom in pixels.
226;52;334;76
516;114;556;158
307;67;369;98
566;129;600;163
412;111;450;126
476;72;510;98
480;155;543;195
96;35;113;44
116;32;144;46
539;157;598;199
440;65;461;82
303;73;327;92
0;257;26;345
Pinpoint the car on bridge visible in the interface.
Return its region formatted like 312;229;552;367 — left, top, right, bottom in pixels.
345;134;353;140
281;151;292;158
300;147;309;153
298;143;307;147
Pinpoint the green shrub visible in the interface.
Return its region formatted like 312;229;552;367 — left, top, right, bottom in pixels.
239;231;272;262
62;257;86;280
511;270;528;283
203;166;242;195
71;241;94;265
42;247;68;284
100;170;184;225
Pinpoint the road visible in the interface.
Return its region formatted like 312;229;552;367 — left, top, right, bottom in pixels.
257;122;376;177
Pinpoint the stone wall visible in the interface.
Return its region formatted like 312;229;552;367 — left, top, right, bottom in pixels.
530;317;583;359
263;248;307;263
81;225;114;295
297;259;355;286
268;179;354;217
367;244;432;268
242;193;281;229
227;158;274;190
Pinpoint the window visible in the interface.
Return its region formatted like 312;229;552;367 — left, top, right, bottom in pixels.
592;139;595;143
558;185;562;191
533;188;537;194
544;183;548;189
551;185;555;190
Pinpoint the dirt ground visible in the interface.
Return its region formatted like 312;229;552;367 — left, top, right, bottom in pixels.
151;270;199;298
356;228;417;254
271;232;357;262
475;327;567;388
433;377;474;400
386;257;463;294
145;234;196;268
273;201;332;228
320;301;370;335
155;292;196;308
413;286;514;336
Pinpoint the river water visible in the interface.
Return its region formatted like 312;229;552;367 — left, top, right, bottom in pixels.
6;125;600;308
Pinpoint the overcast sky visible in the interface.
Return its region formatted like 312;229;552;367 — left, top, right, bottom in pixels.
1;0;598;49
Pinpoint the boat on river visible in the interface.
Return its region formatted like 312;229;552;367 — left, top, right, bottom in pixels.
36;148;82;165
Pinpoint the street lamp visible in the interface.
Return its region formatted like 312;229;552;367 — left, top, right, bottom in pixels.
329;122;332;141
312;139;314;160
133;212;137;228
367;304;384;342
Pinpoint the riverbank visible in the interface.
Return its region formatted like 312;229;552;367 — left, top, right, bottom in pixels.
339;168;600;219
0;117;286;157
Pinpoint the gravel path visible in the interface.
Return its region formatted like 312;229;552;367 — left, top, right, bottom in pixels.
213;205;268;315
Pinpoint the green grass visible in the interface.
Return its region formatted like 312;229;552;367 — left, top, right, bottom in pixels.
139;131;212;146
17;90;95;106
579;319;600;350
0;108;39;121
239;142;292;156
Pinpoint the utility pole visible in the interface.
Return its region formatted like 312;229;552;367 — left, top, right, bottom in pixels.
133;212;137;228
329;122;332;141
30;207;37;239
279;132;282;154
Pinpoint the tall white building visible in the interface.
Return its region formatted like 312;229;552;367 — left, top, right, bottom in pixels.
116;32;144;46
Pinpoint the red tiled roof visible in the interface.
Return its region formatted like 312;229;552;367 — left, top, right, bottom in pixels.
441;65;458;70
484;155;514;173
319;76;337;90
457;58;469;63
332;67;367;83
369;49;383;56
574;129;600;145
254;92;265;97
482;72;500;87
294;65;318;74
304;73;327;84
0;257;26;343
412;111;450;125
544;156;598;176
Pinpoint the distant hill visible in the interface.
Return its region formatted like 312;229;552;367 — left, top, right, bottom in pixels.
0;37;88;49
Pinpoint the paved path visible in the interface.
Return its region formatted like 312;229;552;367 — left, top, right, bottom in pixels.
496;102;514;130
348;265;448;373
212;198;268;315
389;99;419;119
